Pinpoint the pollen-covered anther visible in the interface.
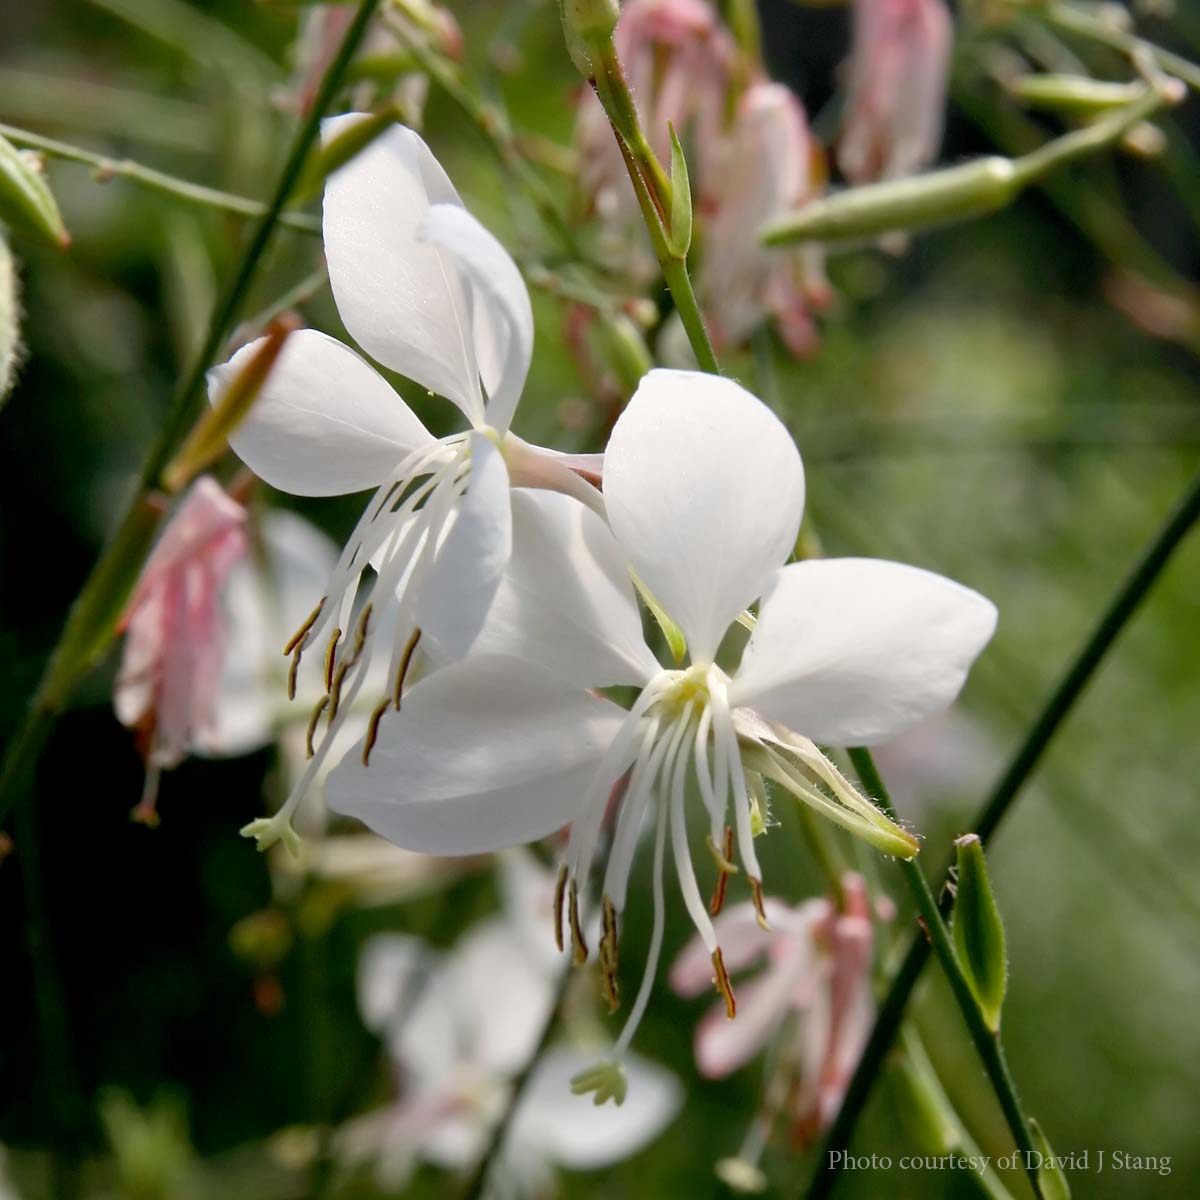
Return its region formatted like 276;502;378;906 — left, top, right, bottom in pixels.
287;648;300;702
707;826;738;917
568;878;589;965
553;864;568;954
362;696;391;767
282;597;324;657
327;660;350;723
305;694;330;759
323;627;342;693
392;627;423;710
749;876;770;932
600;894;620;1013
712;946;737;1020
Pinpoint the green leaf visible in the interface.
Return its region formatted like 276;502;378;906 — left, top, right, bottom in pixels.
0;134;69;248
1029;1119;1072;1200
667;123;693;260
952;833;1008;1032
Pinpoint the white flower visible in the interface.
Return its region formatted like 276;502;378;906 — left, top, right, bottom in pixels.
209;119;602;853
326;369;997;1081
341;852;681;1192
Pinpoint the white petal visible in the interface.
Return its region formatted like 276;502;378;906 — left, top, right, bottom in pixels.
421;203;532;435
514;1046;681;1169
209;329;432;496
470;489;658;689
356;933;426;1035
321;117;482;420
694;962;801;1079
603;369;805;661
325;656;628;854
731;558;998;745
415;433;512;659
449;919;557;1076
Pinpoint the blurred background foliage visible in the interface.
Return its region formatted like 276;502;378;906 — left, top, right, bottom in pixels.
1;0;1198;1197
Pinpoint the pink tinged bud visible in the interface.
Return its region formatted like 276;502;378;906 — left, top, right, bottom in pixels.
838;0;953;184
114;478;250;813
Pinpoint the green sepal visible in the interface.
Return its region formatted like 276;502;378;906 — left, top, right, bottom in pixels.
0;134;70;249
952;833;1008;1032
667;123;693;259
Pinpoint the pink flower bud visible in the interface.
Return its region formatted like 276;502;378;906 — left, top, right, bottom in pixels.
838;0;953;183
114;478;250;822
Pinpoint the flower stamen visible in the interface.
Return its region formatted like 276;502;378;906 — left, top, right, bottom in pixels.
712;947;737;1020
568;878;589;964
553;864;568;954
707;826;737;917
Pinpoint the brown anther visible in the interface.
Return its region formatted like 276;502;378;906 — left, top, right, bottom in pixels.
553;865;568;953
351;602;373;658
362;697;391;766
599;894;620;1013
601;965;620;1014
305;694;330;758
749;876;770;932
323;628;342;693
712;947;737;1020
568;879;589;965
707;827;737;916
283;598;324;656
328;661;349;723
393;626;422;709
287;647;301;702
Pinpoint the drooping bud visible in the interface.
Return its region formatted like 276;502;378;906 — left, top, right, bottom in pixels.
951;833;1007;1032
0;235;20;405
559;0;621;77
0;133;69;249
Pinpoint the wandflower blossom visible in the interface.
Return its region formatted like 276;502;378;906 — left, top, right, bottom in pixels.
341;852;680;1190
114;477;250;824
838;0;953;183
210;120;602;854
671;876;878;1144
327;369;997;1091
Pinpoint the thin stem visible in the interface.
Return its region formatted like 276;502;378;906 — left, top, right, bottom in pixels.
847;749;1043;1196
1045;2;1200;93
805;464;1200;1198
0;122;320;233
0;0;382;832
459;966;572;1200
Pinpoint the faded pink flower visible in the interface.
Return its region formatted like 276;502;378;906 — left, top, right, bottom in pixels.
575;0;737;279
839;0;953;183
698;81;832;358
114;477;249;824
670;875;878;1142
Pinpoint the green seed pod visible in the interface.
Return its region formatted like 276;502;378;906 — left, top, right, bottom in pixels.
0;133;70;248
952;833;1008;1032
0;236;21;406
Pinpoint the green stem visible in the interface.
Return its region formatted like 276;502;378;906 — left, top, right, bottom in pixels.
0;0;382;832
1045;2;1200;93
662;255;721;375
0;122;320;233
805;463;1200;1198
847;749;1043;1196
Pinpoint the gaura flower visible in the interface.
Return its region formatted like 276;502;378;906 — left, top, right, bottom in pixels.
342;852;680;1190
697;81;832;359
114;477;250;825
838;0;953;184
210;119;602;854
326;369;997;1089
671;876;878;1144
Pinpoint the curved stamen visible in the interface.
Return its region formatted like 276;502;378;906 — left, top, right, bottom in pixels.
599;712;664;912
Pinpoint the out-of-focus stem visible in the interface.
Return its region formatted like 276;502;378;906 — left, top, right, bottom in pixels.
0;0;382;832
806;464;1200;1199
0;122;320;233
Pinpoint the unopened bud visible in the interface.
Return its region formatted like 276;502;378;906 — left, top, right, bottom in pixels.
559;0;620;77
1010;75;1144;115
952;833;1007;1032
0;134;69;249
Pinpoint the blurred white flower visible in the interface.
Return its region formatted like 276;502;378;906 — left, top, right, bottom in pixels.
327;369;996;1083
210;120;603;854
341;852;680;1193
839;0;953;183
115;477;249;824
